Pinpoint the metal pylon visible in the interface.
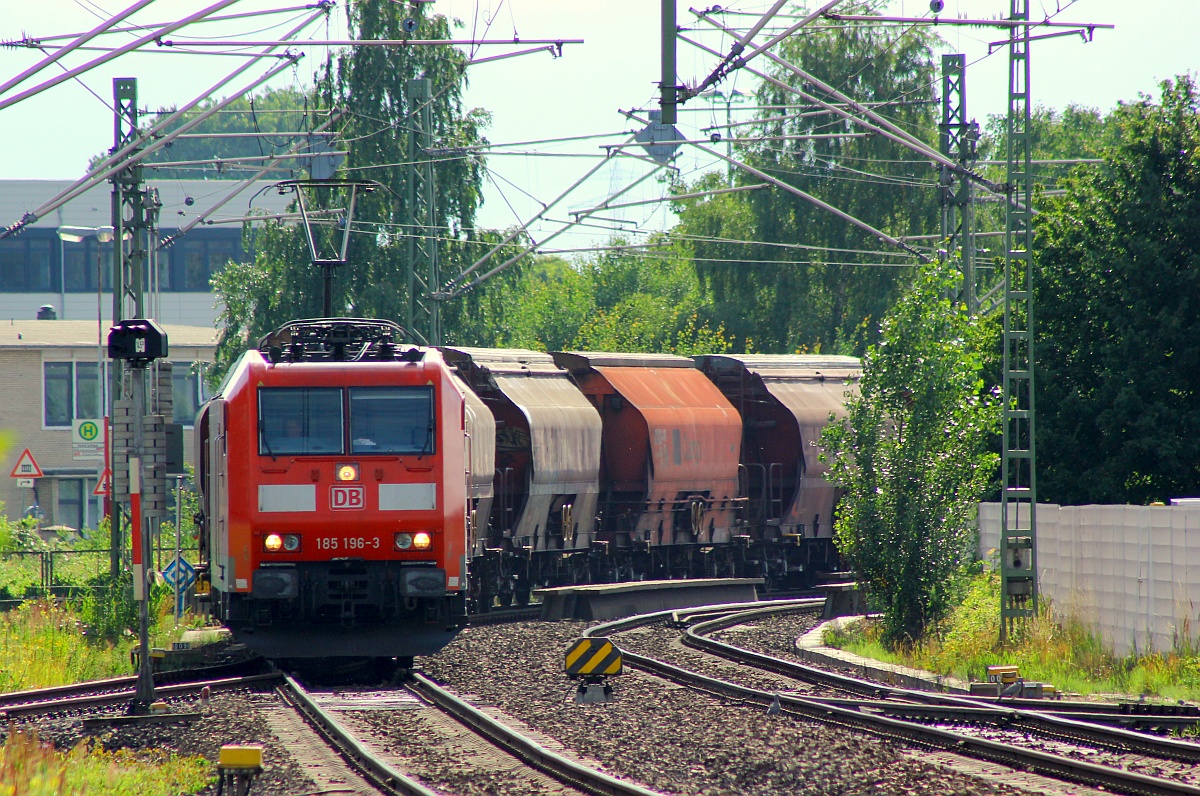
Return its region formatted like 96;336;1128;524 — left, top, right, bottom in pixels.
404;78;440;345
108;77;154;581
110;76;160;711
1000;0;1038;641
939;54;979;313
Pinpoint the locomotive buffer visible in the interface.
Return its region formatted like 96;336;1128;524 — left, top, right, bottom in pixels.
565;637;623;703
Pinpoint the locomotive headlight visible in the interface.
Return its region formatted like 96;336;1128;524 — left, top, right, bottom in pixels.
395;532;413;550
412;531;433;551
282;534;301;552
264;533;283;552
336;463;360;482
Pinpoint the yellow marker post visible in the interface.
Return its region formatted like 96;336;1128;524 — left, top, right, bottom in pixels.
565;637;623;677
565;637;622;703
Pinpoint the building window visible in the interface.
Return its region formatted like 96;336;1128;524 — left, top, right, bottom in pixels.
28;239;52;291
44;362;73;426
45;360;208;427
0;234;55;292
172;362;208;426
165;231;242;292
43;361;109;427
56;479;85;531
63;239;114;292
76;362;102;420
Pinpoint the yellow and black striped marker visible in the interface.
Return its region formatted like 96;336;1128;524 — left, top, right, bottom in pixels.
565;637;623;677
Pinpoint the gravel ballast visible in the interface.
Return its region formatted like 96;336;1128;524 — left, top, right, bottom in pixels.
421;620;1026;796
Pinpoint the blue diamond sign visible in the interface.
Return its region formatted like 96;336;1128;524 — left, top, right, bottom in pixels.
161;557;197;591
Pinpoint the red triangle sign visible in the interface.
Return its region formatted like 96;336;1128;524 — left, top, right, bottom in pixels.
93;467;112;496
9;448;43;479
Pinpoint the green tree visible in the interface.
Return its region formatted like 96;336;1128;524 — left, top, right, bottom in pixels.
1035;76;1200;504
674;2;940;354
821;260;998;646
573;241;731;355
139;88;317;180
445;254;595;351
979;103;1110;193
442;242;731;355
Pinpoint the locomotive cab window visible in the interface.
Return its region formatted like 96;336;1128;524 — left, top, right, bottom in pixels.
259;388;344;455
350;387;435;455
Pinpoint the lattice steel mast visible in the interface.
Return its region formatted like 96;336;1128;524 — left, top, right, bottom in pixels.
1000;0;1038;640
404;77;440;345
939;54;979;313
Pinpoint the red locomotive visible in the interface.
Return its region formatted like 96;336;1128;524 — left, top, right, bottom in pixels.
196;319;469;663
195;318;859;662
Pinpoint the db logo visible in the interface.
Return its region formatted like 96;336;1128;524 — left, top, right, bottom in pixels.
330;485;366;510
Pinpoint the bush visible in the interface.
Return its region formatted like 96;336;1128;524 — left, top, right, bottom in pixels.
821;260;998;647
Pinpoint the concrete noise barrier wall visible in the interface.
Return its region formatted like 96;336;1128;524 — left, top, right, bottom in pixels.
979;502;1200;656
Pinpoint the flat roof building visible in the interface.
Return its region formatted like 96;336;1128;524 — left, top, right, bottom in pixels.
0;179;291;328
0;320;217;531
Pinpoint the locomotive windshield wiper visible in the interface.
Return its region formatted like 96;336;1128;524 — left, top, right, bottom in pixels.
417;422;433;460
259;417;277;461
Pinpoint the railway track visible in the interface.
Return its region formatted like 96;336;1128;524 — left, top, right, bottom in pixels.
0;671;282;719
281;673;663;796
0;658;266;712
685;604;1200;756
467;604;543;626
278;675;440;796
591;602;1200;796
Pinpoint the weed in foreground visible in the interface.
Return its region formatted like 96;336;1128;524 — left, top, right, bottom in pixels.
0;729;211;796
0;593;201;694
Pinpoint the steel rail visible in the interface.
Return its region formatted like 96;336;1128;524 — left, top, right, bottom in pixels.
278;674;440;796
584;606;1200;796
2;672;282;719
408;672;663;796
467;605;543;626
0;658;265;709
681;605;1200;764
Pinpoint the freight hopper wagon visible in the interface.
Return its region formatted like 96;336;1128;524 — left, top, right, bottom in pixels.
553;352;746;583
442;348;603;609
697;354;861;581
448;350;862;602
195;319;470;661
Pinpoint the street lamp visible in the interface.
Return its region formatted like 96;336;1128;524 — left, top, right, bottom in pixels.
55;225;115;535
699;89;748;185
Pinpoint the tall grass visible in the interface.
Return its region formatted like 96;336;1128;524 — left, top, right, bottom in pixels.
829;571;1200;700
0;601;136;692
0;590;190;693
0;729;211;796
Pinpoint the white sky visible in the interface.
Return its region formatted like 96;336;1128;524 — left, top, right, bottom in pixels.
1;1;1196;252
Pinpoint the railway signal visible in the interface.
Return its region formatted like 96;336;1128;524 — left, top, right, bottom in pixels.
108;317;169;714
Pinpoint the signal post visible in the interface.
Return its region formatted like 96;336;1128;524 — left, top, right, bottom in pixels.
108;319;168;713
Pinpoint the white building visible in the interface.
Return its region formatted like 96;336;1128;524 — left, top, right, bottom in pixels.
0;320;217;530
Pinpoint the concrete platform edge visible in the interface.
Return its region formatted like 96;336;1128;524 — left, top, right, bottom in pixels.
796;616;971;694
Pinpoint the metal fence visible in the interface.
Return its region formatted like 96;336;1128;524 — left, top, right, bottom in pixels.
0;546;201;610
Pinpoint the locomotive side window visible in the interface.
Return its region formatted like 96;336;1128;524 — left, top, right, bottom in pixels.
350;387;435;455
259;388;344;455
